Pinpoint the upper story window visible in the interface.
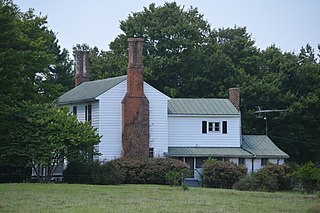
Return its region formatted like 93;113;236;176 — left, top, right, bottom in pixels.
202;121;227;134
208;122;220;132
85;104;92;122
72;106;77;115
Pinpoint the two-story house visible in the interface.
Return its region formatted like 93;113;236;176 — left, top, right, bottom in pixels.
58;38;289;180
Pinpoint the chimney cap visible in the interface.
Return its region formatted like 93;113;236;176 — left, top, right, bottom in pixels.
128;38;144;42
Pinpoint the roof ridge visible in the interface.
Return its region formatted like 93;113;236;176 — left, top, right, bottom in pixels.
82;75;127;84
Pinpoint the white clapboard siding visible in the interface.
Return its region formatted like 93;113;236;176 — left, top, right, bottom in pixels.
245;159;253;173
144;82;170;157
96;81;126;161
168;116;241;147
91;102;99;130
76;104;85;122
96;80;170;161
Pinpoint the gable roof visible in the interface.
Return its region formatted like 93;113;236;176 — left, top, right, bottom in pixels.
242;135;289;158
168;98;240;115
58;75;127;105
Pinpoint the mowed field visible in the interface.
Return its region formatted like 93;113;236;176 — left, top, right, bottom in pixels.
0;183;319;213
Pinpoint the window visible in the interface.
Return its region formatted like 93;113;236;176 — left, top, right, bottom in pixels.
208;122;220;132
222;121;227;134
72;106;77;115
202;121;207;133
185;157;194;177
196;157;208;168
261;158;269;166
149;148;154;158
214;122;220;131
85;104;92;122
238;158;245;165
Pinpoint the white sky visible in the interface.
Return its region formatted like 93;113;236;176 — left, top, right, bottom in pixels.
14;0;320;54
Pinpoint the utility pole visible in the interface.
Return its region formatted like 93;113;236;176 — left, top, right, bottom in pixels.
255;107;287;135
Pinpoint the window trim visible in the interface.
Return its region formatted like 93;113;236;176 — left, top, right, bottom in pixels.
208;122;220;133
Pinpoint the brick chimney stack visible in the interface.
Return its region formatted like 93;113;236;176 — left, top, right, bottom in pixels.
122;38;150;159
75;50;90;86
229;88;240;111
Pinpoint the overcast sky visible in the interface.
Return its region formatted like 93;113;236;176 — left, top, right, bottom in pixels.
14;0;320;54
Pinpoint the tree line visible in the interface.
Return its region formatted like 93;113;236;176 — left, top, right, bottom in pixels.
0;0;319;181
0;0;99;181
85;2;320;164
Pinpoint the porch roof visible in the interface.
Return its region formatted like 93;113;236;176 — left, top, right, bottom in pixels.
167;147;253;158
242;135;289;158
168;135;289;159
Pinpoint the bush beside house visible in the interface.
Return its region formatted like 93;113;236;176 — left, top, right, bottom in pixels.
63;161;123;185
63;158;189;185
113;158;189;184
202;158;247;189
63;158;320;195
233;164;292;192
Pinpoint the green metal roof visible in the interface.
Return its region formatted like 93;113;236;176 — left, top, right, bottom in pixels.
58;75;127;105
168;147;253;158
242;135;289;158
168;135;289;159
168;98;240;115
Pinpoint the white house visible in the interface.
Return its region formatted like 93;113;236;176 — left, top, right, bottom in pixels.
58;38;289;180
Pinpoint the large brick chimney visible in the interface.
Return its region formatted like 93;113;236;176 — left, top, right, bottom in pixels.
229;88;240;111
121;38;150;159
75;50;90;86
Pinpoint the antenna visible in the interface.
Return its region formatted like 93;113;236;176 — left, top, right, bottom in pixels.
254;107;287;135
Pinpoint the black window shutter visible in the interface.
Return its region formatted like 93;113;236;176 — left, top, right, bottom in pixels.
88;104;92;121
202;121;207;134
85;105;88;121
222;121;227;134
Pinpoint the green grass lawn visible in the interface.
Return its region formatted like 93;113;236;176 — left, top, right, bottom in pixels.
0;183;319;213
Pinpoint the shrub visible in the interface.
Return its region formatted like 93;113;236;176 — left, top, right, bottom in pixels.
0;165;31;183
165;171;180;186
263;164;292;190
63;161;123;185
203;158;247;189
293;162;320;194
63;161;91;184
233;164;292;192
250;168;279;192
232;176;254;191
113;158;189;184
89;161;123;185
